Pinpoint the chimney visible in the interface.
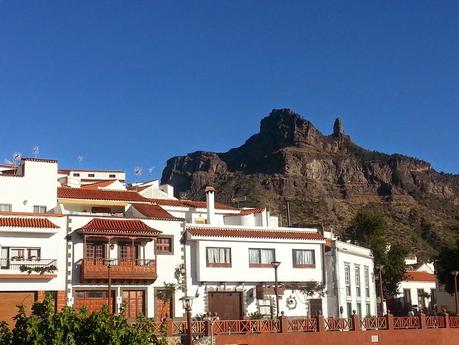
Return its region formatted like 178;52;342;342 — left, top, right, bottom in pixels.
205;186;216;225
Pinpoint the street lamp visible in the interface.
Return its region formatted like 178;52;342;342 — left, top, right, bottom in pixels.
180;296;194;345
104;258;115;314
451;271;459;315
377;265;385;316
271;261;281;317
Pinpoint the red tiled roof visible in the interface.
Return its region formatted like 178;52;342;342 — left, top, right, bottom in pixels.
0;217;59;228
77;218;161;237
58;187;150;203
403;271;436;282
226;208;265;216
186;227;324;240
0;211;64;217
133;204;182;221
150;198;237;210
81;180;118;190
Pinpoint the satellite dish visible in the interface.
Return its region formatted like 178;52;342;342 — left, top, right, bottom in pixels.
12;152;22;166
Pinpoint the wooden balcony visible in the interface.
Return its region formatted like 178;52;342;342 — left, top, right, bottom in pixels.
79;258;157;282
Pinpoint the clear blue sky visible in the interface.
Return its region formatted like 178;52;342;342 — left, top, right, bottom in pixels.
1;0;458;182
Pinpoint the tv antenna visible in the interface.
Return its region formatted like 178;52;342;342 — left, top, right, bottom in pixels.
32;146;40;158
12;152;22;166
134;166;143;176
231;196;247;208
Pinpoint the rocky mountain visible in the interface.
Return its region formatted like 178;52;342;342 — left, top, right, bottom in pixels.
161;109;459;258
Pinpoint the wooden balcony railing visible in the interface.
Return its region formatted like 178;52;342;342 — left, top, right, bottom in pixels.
79;258;157;281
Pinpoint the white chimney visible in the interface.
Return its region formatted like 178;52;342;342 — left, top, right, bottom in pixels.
205;186;216;225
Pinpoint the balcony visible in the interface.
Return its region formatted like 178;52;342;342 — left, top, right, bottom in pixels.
0;258;57;279
79;258;157;282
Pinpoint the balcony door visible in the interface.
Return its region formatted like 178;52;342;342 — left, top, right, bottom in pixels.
122;290;145;319
86;243;105;264
119;243;139;265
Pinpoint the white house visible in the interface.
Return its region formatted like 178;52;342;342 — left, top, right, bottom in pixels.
324;231;377;318
0;158;67;324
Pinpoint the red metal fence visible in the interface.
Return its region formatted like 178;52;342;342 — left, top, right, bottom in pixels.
154;314;459;338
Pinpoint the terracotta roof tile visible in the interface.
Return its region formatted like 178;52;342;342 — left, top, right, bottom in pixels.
77;218;161;237
225;208;265;216
22;158;58;163
149;198;237;210
186;227;324;240
133;204;182;221
403;271;436;282
58;187;149;203
0;217;59;228
81;180;118;190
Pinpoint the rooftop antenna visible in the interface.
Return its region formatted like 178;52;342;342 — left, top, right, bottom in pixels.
32;146;40;158
134;166;143;176
77;155;84;168
231;196;247;208
148;166;155;174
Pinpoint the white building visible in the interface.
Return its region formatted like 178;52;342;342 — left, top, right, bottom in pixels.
324;232;377;318
0;159;67;324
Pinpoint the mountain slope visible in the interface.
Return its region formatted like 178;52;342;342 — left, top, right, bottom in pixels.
161;109;459;258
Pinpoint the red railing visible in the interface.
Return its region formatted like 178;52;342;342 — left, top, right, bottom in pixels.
426;316;446;328
393;316;420;329
287;318;318;332
361;316;387;330
450;316;459;328
212;319;280;335
324;317;353;331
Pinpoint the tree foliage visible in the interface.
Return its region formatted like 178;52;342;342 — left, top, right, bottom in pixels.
346;209;407;297
0;294;163;345
435;239;459;294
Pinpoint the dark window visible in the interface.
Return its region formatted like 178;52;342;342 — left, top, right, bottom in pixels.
292;249;315;268
156;237;173;254
72;173;80;177
249;248;275;267
88;173;95;177
403;289;412;306
206;247;231;267
109;174;116;178
86;243;105;259
91;207;111;214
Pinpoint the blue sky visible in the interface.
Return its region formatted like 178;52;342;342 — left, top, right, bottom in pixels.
1;0;458;181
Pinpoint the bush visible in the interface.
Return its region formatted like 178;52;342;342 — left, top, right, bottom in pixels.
0;294;164;345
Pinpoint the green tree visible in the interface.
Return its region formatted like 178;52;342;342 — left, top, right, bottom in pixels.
346;210;407;297
435;239;459;294
0;293;163;345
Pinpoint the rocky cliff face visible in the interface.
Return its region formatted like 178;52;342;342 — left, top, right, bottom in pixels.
161;109;459;258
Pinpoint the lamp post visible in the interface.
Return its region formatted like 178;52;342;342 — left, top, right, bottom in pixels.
180;296;194;345
271;261;281;317
104;258;115;314
377;265;385;316
452;270;459;315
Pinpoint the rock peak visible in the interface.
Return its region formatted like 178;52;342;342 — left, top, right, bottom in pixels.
333;117;344;136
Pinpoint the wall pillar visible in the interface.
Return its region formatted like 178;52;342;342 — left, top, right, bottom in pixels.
420;313;427;329
352;315;361;331
316;315;325;332
279;314;288;333
386;314;394;330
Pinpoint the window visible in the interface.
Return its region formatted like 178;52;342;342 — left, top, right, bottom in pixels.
72;173;80;177
346;302;352;318
119;243;138;261
355;265;361;298
417;289;426;307
403;289;412;306
33;205;47;213
430;288;437;305
206;247;231;267
156;237;173;254
88;173;95;177
91;207;111;214
292;249;315;268
345;264;351;297
249;248;275;267
356;302;362;317
1;247;9;268
366;303;371;316
9;248;40;260
109;174;116;178
364;266;370;298
0;204;12;212
86;243;105;259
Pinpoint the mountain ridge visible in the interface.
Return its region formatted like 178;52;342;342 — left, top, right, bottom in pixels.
161;109;459;258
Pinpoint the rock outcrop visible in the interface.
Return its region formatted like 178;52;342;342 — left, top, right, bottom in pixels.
161;109;459;258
